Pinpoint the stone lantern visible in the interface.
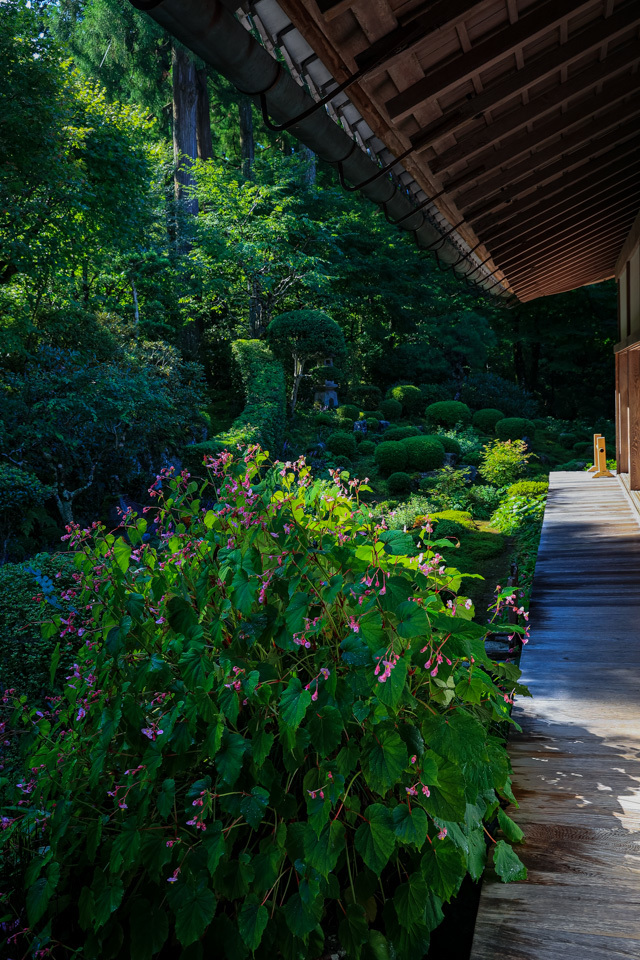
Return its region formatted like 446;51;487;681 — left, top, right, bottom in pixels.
314;358;339;408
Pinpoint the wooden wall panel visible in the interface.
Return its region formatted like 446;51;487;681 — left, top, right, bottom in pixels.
620;348;629;476
630;349;640;491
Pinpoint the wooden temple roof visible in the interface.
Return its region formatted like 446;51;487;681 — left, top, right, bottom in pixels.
242;0;640;301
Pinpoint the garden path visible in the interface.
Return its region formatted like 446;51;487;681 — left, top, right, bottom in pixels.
470;471;640;960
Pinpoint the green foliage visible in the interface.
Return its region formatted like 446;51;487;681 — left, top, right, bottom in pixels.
472;409;506;434
315;412;334;427
435;434;461;456
431;510;475;530
425;402;471;428
388;385;423;415
375;441;408;475
365;418;379;432
491;494;546;535
358;440;376;457
459;374;538;418
506;480;549;497
387;472;412;495
327;432;356;459
2;451;527;959
380;399;402;421
214;340;286;457
338;404;360;421
384;426;420;442
267;310;346;413
479;440;531;487
428;467;473;511
403;437;445;472
0;464;53;559
350;384;382;408
495;418;536;441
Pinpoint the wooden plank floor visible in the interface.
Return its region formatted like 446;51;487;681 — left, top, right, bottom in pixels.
470;472;640;960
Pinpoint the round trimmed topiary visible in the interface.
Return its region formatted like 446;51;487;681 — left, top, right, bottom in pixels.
338;419;355;432
403;436;445;471
472;408;505;434
350;384;382;408
366;418;379;432
425;400;471;428
495;417;536;440
327;432;356;459
433;519;466;539
387;472;412;495
375;440;408;475
384;426;420;442
337;403;359;421
380;398;402;421
315;412;334;427
389;384;423;415
435;435;461;456
358;440;376;457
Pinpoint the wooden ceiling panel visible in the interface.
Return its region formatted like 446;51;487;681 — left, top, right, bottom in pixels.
276;0;640;300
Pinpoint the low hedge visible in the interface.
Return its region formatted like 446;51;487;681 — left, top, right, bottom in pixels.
506;480;549;497
472;408;505;433
388;384;423;415
435;435;461;456
375;440;408;474
495;417;536;441
327;432;356;459
337;403;360;421
384;426;420;442
387;471;413;494
403;436;445;471
425;401;471;428
358;440;376;457
380;398;402;420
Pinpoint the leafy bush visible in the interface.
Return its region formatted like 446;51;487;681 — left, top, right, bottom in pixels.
436;427;482;460
2;451;527;959
466;485;503;520
472;409;505;434
220;340;286;456
338;419;356;433
495;418;536;441
403;437;445;472
0;464;53;560
429;466;473;511
350;384;382;408
388;384;423;415
387;495;436;531
387;471;412;494
384;426;420;442
491;494;546;535
327;431;356;459
357;440;376;457
315;412;334;427
375;441;408;475
337;404;360;421
506;480;549;497
425;401;471;428
431;510;475;529
479;440;531;486
435;435;461;456
267;309;346;413
365;418;379;432
433;518;466;539
459;373;537;418
380;398;402;421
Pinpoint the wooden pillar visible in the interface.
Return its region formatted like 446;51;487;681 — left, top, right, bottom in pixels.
630;348;640;490
615;352;621;470
620;349;629;476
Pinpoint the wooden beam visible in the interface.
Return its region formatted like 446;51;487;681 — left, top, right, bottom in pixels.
409;2;640;153
477;161;640;245
464;131;640;221
492;198;640;270
427;43;640;174
510;249;624;296
445;92;640;195
353;0;481;72
629;349;640;489
385;0;601;120
317;0;355;20
432;69;640;178
504;224;632;283
615;206;640;276
517;269;615;298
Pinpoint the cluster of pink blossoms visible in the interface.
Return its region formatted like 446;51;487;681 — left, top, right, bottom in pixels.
374;649;400;684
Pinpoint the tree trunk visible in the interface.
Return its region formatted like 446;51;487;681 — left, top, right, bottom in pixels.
239;96;255;179
291;356;305;414
300;145;316;187
172;44;198;216
195;68;213;161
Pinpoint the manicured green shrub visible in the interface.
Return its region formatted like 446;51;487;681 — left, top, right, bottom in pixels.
384;426;420;442
495;417;536;441
365;417;379;431
435;434;461;456
479;440;531;486
315;412;334;427
389;384;423;415
459;373;537;418
350;383;382;408
387;471;412;494
357;440;375;457
506;480;549;497
431;509;475;529
267;309;346;413
327;431;356;458
338;418;355;432
491;493;546;534
380;398;402;420
403;436;445;471
2;451;527;959
337;403;360;421
425;401;471;428
434;518;466;539
375;440;408;474
573;441;592;456
472;408;505;434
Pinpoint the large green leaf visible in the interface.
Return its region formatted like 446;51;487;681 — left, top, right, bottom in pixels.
238;896;269;951
216;731;248;785
394;871;428;926
282;891;322;939
231;570;259;616
26;861;60;926
130;900;169;960
421;837;465;902
113;538;132;573
285;592;309;633
392;804;428;848
422;759;467;820
378;529;415;556
394;601;429;640
175;882;217;946
497;807;524;844
354;804;395;873
493;840;527;882
279;678;312;731
375;656;408;710
338;904;368;958
166;595;197;634
92;869;124;929
303;821;345;877
422;710;488;766
240;787;270;829
361;729;408;794
305;705;343;756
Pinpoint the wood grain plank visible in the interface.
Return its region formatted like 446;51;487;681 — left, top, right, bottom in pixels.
471;472;640;960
